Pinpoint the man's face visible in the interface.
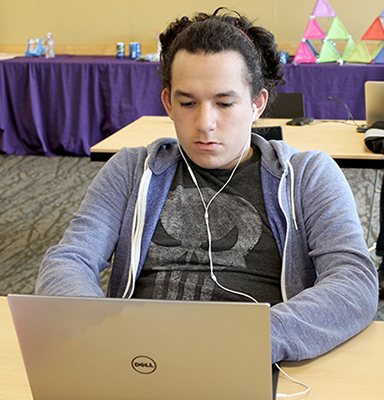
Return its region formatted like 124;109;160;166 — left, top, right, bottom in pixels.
161;50;267;169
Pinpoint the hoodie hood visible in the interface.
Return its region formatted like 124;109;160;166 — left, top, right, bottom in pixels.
251;133;300;179
146;137;180;175
145;133;299;179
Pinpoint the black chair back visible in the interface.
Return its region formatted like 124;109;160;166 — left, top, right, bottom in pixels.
252;126;283;141
263;93;305;119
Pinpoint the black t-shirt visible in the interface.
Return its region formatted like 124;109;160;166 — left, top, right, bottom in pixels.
133;145;283;305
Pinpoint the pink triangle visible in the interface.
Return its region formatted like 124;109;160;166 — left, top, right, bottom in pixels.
312;0;337;17
294;41;318;63
303;18;326;39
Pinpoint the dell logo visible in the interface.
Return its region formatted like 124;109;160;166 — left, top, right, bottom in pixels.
131;356;157;374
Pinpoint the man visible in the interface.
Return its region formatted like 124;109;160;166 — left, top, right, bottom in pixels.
36;10;378;364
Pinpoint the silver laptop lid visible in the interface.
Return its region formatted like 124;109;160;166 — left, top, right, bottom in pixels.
8;294;273;400
365;81;384;127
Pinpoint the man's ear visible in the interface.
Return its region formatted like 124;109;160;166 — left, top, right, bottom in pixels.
161;88;174;120
252;89;268;122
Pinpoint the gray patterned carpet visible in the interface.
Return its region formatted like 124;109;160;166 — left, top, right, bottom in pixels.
0;154;383;319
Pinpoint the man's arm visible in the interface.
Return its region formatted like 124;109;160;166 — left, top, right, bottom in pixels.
35;148;142;297
270;151;378;363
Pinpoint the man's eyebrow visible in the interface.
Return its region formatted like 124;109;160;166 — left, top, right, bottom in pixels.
174;90;194;98
173;90;239;98
215;91;238;98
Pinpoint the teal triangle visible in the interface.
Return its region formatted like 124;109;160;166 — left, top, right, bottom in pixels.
306;40;319;56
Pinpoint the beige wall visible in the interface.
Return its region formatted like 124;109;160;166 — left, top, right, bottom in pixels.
0;0;383;55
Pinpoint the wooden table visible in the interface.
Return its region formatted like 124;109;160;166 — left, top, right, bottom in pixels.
0;297;33;399
277;320;384;399
90;116;384;168
1;295;383;399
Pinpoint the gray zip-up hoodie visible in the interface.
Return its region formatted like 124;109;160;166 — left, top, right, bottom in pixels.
36;134;378;364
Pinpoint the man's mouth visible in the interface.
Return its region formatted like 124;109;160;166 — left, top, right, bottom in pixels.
195;141;220;150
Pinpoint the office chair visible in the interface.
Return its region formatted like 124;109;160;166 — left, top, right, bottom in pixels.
255;92;305;141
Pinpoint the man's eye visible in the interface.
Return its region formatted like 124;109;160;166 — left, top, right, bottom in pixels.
219;102;234;108
180;102;194;108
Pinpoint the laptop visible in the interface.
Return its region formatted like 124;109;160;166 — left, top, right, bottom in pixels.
365;81;384;127
7;294;278;400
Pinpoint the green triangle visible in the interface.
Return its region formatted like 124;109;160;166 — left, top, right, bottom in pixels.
318;39;341;62
347;41;372;63
342;38;356;61
327;16;350;40
371;41;384;59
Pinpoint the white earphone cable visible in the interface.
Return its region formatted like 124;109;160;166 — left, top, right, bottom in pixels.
177;133;255;302
178;136;310;398
275;363;311;398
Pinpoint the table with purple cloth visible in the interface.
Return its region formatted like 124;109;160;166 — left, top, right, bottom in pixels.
0;55;166;156
1;57;384;157
280;62;384;120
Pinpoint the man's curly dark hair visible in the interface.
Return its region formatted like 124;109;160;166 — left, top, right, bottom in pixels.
158;7;285;104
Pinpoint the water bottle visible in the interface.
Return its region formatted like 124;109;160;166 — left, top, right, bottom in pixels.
45;33;55;59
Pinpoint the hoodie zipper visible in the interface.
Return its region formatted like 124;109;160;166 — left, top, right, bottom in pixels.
277;159;298;303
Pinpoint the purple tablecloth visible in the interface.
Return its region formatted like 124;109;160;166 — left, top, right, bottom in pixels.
0;55;166;156
1;56;384;156
280;62;384;121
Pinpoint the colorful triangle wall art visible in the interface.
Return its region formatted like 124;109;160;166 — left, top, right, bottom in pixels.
293;40;318;63
362;17;384;40
342;38;356;61
312;0;337;18
303;17;326;39
318;40;341;62
327;16;350;40
373;45;384;63
306;39;319;56
371;41;384;60
295;1;355;64
347;41;372;63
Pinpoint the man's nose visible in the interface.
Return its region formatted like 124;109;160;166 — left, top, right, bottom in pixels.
195;104;216;133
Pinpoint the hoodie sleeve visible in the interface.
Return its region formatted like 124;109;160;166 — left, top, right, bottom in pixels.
269;151;378;364
35;147;145;297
